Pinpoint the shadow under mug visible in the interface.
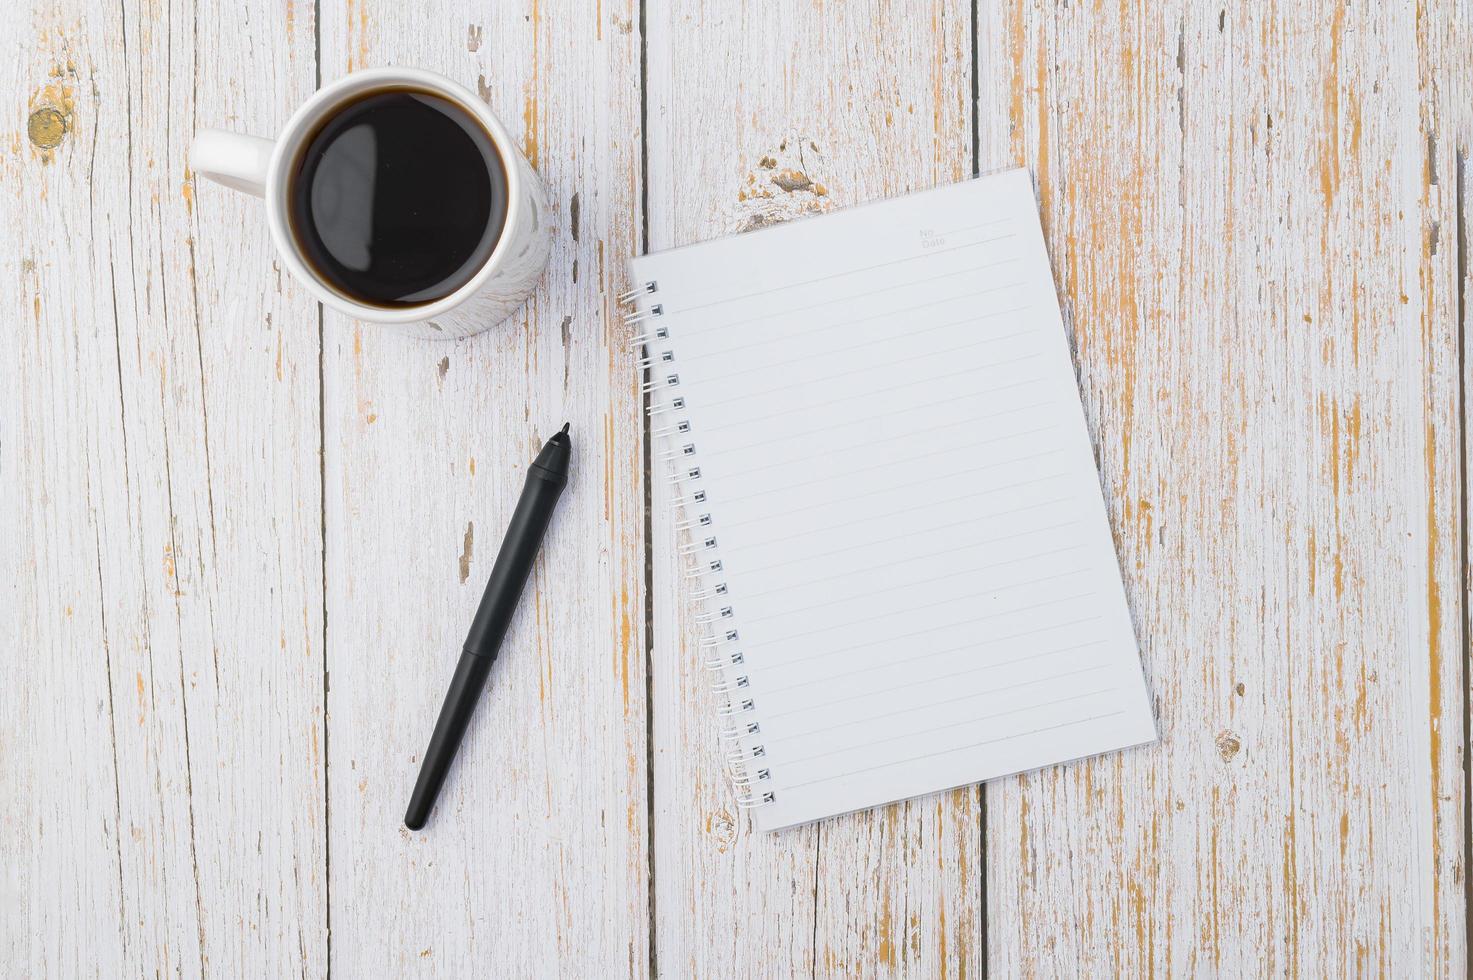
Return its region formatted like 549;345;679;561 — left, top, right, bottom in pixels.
190;67;552;339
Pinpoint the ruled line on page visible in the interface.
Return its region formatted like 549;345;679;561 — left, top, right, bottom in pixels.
749;589;1098;655
726;442;1062;513
663;257;1022;345
760;637;1110;702
776;712;1129;792
674;309;1031;389
710;425;1060;510
932;216;1017;238
674;252;1019;333
668;228;1019;315
740;562;1093;628
712;398;1053;460
686;325;1035;411
724;474;1072;554
733;522;1083;598
775;688;1117;767
768;665;1113;736
674;282;1031;366
672;277;1027;361
701;372;1046;435
752;612;1106;680
729;501;1076;577
728;471;1074;551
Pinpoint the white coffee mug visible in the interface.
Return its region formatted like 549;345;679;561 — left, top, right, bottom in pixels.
190;68;551;338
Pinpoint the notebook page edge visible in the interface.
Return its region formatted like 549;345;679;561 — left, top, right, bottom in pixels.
755;727;1160;833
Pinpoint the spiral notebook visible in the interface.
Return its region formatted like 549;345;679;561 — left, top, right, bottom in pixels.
627;168;1156;831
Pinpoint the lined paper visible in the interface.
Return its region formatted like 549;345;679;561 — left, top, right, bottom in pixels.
632;169;1156;831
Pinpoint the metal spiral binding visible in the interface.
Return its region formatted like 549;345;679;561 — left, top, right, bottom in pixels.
623;279;776;811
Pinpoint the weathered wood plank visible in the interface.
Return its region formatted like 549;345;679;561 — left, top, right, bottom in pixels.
2;0;326;975
643;3;983;976
8;0;1470;974
316;0;647;973
977;2;1470;974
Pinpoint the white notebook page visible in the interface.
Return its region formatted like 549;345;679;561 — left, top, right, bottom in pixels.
633;169;1156;831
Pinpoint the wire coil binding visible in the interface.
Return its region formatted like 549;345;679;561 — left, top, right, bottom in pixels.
623;279;776;811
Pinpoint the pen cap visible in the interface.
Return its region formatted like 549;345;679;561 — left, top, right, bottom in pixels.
528;422;571;484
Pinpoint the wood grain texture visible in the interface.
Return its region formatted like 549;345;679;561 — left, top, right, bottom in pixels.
642;2;984;976
977;2;1471;975
6;0;1471;975
2;0;325;975
316;0;647;974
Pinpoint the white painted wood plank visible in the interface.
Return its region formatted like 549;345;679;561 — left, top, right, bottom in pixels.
8;0;1468;974
977;2;1469;974
2;0;326;976
1463;98;1473;980
317;0;647;974
643;3;983;976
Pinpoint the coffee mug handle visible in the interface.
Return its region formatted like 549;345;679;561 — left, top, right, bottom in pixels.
190;129;274;197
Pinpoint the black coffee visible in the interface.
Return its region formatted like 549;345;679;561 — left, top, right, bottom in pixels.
289;89;508;307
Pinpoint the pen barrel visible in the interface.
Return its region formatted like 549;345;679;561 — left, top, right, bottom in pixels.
462;464;567;658
403;650;494;830
404;427;571;831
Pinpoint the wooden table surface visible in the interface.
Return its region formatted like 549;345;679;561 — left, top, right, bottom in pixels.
5;1;1471;976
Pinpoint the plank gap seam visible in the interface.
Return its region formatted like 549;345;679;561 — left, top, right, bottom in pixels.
1456;145;1471;975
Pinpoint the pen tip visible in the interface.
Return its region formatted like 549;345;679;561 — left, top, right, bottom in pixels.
560;422;570;434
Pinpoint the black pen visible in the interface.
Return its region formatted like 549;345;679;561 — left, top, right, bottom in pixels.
404;423;572;831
